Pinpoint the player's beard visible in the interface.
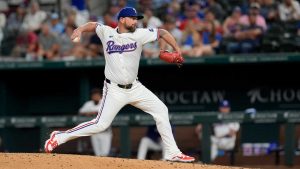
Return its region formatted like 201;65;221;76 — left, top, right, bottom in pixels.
125;24;136;33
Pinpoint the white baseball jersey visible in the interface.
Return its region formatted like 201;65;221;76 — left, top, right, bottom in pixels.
79;100;100;114
213;122;240;138
95;23;159;85
211;122;240;160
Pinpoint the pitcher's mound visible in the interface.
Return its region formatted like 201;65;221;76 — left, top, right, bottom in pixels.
0;153;249;169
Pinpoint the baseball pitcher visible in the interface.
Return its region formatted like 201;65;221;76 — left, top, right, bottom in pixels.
45;7;194;162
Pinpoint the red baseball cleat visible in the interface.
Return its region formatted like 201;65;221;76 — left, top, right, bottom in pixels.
168;153;195;163
44;131;59;153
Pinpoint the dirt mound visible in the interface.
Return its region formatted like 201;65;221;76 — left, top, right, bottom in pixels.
0;153;250;169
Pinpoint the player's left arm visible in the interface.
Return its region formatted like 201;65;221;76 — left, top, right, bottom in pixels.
158;29;181;54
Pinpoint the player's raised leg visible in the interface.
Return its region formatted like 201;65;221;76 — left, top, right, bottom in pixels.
130;83;195;162
45;82;127;153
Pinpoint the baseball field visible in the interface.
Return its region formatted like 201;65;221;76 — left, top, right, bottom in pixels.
0;153;249;169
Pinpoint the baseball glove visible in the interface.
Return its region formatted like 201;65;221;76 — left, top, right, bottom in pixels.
159;50;184;67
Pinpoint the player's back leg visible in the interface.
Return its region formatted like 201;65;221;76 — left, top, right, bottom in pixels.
129;83;195;162
45;82;127;153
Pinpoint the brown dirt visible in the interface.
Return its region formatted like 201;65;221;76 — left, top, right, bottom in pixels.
0;153;252;169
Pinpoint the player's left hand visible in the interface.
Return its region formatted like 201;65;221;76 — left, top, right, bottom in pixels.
159;50;184;68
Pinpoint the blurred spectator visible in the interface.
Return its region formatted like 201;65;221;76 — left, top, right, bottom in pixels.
70;43;89;60
71;0;86;11
223;7;242;38
7;0;28;6
50;13;65;35
140;8;163;58
0;12;6;48
0;0;8;13
181;0;205;20
108;5;122;21
111;0;128;9
181;9;222;57
102;1;128;21
65;9;77;28
166;0;181;18
79;88;113;156
141;8;163;28
60;26;75;57
117;0;128;9
101;12;118;28
2;0;300;59
239;3;267;32
207;0;226;21
137;125;165;160
164;15;182;42
298;22;300;36
278;0;300;22
179;4;202;31
160;15;182;51
142;40;160;58
227;11;264;53
86;0;109;17
10;30;38;59
66;6;89;28
86;33;103;59
204;9;222;34
152;0;170;9
197;20;222;56
241;0;260;14
25;40;42;61
181;20;202;57
21;1;46;32
260;0;279;22
6;3;26;33
138;0;154;12
38;23;60;60
195;100;240;161
61;26;90;60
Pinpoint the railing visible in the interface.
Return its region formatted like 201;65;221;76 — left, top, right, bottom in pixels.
0;53;300;70
0;111;299;166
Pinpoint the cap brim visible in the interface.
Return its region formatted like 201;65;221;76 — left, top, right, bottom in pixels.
119;15;144;20
137;15;144;20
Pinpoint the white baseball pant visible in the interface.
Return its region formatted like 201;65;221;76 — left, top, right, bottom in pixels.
55;80;181;159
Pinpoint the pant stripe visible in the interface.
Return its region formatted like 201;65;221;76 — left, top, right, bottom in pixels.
64;82;108;134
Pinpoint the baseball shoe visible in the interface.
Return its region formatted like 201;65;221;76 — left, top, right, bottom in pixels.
44;131;59;153
167;153;195;163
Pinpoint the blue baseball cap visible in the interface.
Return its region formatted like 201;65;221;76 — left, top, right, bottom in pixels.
219;100;230;108
117;7;144;20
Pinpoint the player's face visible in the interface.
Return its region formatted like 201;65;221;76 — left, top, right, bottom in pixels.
124;17;138;32
219;107;230;114
91;93;101;102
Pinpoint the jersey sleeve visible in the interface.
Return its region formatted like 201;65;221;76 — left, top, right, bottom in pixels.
95;22;105;40
138;28;159;45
